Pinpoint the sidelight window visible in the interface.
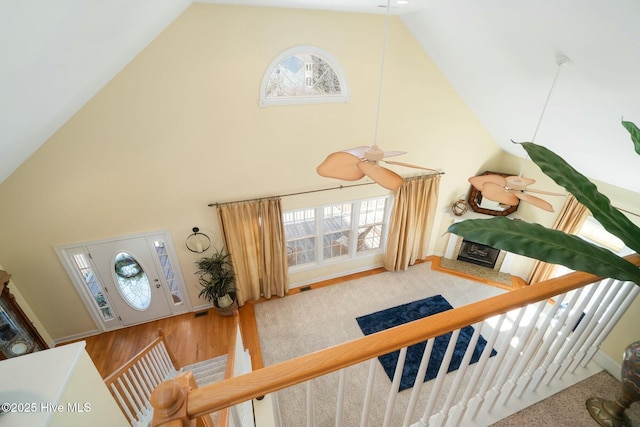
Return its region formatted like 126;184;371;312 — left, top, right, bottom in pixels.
70;253;114;321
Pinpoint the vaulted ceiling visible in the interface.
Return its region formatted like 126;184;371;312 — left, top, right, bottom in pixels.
2;0;639;192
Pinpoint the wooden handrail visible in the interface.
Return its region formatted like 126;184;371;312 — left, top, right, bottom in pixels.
182;254;640;419
105;328;179;384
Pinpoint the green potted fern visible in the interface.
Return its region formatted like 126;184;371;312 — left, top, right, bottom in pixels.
194;248;238;316
448;120;640;286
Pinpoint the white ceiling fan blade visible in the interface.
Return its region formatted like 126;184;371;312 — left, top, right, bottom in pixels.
317;152;366;181
523;187;565;196
515;192;555;212
469;174;507;191
382;159;438;172
342;146;369;158
481;182;520;205
356;161;404;191
382;150;407;158
506;176;536;189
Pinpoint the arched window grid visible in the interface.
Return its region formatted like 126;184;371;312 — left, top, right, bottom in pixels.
260;45;350;107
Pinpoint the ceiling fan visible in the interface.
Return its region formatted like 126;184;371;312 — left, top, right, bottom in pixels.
469;54;569;212
316;0;435;191
317;145;437;191
469;174;563;212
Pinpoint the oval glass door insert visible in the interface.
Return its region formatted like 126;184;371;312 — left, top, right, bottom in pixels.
113;252;151;310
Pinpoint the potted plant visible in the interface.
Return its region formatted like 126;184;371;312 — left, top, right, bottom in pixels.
194;248;238;316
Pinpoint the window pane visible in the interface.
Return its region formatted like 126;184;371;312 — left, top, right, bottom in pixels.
323;204;352;259
266;53;342;99
153;240;182;304
113;252;151;310
357;198;387;252
284;209;316;266
71;253;114;320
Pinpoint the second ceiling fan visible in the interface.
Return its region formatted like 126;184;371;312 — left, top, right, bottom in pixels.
470;54;570;212
469;174;563;212
316;0;436;191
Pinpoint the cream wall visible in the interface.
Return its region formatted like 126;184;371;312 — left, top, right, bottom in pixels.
0;4;503;342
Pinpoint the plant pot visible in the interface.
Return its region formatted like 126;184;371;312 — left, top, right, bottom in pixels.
214;293;238;317
587;340;640;427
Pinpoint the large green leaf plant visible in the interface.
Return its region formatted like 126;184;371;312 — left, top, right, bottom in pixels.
448;121;640;285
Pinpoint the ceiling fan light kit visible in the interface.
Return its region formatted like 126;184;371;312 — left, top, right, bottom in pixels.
468;54;570;213
315;0;436;191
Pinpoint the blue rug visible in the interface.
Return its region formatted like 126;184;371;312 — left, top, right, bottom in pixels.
356;295;496;391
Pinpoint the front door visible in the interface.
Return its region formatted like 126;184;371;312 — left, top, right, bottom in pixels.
87;237;172;326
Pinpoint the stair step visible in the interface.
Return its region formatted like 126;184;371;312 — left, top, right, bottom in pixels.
181;355;228;387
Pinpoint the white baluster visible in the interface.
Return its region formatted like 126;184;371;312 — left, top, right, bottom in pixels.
529;289;584;391
437;323;483;426
491;302;546;410
581;282;639;366
383;346;407;427
513;294;567;397
455;314;506;426
403;339;434;427
110;383;135;424
542;283;598;386
567;279;622;372
420;329;461;426
335;369;346;427
360;359;377;427
122;371;145;414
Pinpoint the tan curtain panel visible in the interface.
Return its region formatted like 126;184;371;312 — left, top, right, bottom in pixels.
527;194;589;284
259;199;289;299
384;175;441;271
217;199;288;305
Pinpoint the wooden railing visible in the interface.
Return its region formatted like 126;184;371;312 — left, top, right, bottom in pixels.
150;312;249;427
105;329;180;427
152;254;640;427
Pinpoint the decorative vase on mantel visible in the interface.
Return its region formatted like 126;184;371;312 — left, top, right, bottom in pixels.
587;340;640;427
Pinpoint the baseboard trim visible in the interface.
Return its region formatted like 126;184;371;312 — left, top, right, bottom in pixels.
593;349;622;379
53;328;101;346
288;262;385;290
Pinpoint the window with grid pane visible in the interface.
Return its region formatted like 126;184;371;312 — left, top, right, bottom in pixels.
323;203;352;259
283;196;390;269
71;253;114;321
260;46;349;107
357;198;386;252
153;240;182;304
283;209;316;267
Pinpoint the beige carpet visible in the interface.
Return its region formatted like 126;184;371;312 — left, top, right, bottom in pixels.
254;261;507;426
493;370;640;427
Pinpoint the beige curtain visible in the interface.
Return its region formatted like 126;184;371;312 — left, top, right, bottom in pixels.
527;194;589;284
384;175;441;271
217;199;289;305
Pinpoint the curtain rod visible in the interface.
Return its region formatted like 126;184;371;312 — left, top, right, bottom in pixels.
207;172;444;207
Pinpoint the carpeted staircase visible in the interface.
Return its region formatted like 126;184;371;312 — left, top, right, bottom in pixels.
182;354;228;387
181;354;229;424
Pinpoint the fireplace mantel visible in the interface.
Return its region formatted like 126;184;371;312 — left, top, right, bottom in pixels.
445;211;520;275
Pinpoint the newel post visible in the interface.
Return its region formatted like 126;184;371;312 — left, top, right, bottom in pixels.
150;372;197;427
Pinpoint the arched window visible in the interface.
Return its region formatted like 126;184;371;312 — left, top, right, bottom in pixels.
260;46;350;107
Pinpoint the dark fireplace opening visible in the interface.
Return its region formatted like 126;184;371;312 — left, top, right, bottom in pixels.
457;239;501;269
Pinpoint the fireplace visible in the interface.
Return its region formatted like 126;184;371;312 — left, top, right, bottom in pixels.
457;239;501;269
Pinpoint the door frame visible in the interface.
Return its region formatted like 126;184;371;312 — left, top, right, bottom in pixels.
55;230;192;332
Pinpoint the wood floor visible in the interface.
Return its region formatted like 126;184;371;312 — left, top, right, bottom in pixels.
70;257;515;379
